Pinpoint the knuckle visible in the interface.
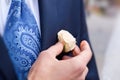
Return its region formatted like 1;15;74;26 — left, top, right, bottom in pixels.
41;50;50;55
79;65;86;72
75;63;86;74
38;50;50;59
86;67;89;73
72;58;86;72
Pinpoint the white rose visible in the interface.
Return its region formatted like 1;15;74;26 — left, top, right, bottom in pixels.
57;30;76;52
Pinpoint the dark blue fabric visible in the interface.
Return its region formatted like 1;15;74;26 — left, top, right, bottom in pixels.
0;36;17;80
0;0;99;80
39;0;99;80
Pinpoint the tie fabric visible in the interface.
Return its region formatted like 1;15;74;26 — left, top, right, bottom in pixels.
3;0;41;80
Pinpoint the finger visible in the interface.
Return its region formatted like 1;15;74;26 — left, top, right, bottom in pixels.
62;55;72;60
46;42;64;57
70;40;92;67
80;40;90;52
73;45;81;56
79;40;92;65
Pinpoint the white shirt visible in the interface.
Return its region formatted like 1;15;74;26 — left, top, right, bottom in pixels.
0;0;40;36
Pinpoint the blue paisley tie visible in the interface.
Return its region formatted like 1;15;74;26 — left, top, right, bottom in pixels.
3;0;41;80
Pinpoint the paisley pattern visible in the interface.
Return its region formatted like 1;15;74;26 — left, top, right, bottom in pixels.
3;0;41;80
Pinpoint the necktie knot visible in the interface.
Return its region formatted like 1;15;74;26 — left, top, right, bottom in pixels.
12;0;24;2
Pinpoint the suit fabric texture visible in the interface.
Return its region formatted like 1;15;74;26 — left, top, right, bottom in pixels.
0;0;99;80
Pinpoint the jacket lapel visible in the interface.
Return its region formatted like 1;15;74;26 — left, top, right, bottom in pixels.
38;0;61;51
0;36;17;80
38;0;79;59
38;0;79;51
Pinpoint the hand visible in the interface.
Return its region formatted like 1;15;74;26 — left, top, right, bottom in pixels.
27;41;92;80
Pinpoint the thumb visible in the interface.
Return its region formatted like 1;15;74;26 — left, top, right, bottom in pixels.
46;42;64;57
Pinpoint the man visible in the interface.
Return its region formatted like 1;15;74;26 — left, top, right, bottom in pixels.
0;0;99;80
0;35;92;80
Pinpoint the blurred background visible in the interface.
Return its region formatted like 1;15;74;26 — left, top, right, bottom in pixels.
84;0;120;80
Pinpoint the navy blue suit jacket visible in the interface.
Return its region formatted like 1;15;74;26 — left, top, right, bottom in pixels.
0;0;99;80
